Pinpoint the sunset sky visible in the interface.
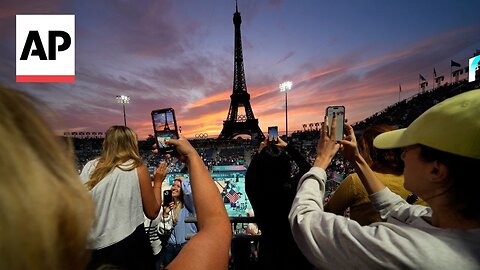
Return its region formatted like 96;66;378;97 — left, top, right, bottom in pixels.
1;0;479;139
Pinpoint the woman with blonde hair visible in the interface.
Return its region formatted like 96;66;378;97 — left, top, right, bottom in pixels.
0;86;94;270
80;126;164;269
325;124;427;225
157;176;197;268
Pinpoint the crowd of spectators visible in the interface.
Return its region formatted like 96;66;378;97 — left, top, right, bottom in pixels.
353;79;480;131
71;136;347;198
51;80;479;269
70;80;478;199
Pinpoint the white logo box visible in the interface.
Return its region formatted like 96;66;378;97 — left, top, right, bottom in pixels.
16;15;75;83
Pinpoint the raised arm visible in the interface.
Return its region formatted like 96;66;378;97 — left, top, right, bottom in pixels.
181;179;195;214
286;143;311;173
166;137;232;270
339;125;385;194
340;125;429;219
138;162;166;219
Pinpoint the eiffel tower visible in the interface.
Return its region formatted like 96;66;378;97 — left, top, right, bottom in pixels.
218;1;264;141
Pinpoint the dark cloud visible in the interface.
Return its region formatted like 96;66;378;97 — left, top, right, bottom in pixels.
75;0;187;59
268;0;282;8
293;25;480;103
274;50;294;65
184;99;227;118
364;25;480;85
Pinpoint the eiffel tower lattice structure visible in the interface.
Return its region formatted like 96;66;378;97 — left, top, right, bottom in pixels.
163;113;170;131
218;2;265;141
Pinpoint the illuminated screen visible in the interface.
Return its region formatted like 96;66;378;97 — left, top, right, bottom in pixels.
162;167;252;217
469;55;480;82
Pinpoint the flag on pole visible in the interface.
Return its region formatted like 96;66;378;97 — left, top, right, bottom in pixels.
435;76;445;83
433;68;437;78
454;69;464;76
226;189;240;203
398;83;402;102
451;60;461;67
419;74;426;81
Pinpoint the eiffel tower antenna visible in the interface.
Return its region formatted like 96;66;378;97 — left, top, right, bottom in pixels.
218;1;264;140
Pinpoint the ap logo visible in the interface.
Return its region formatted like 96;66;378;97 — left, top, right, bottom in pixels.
16;15;75;83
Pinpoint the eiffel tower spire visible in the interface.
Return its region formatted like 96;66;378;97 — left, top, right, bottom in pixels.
218;1;264;140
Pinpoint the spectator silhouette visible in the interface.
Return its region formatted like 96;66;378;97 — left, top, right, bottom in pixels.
246;137;313;269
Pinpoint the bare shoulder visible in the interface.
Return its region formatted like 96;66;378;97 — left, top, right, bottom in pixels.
136;163;150;179
137;162;147;170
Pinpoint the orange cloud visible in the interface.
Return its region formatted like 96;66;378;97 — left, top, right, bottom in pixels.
135;26;476;140
185;89;230;109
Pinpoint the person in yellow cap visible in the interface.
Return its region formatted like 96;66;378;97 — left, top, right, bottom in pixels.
289;89;480;269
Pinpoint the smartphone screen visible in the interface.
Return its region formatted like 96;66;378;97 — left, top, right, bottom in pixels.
268;126;278;142
326;106;345;141
163;190;173;206
151;108;179;154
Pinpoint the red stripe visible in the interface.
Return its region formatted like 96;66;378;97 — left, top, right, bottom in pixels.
226;193;240;203
16;75;75;83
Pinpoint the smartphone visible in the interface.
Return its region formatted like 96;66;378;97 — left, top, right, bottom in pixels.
326;106;345;141
268;126;278;143
151;108;179;154
163;190;173;206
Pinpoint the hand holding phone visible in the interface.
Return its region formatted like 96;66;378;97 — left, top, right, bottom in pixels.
151;108;179;154
163;136;198;164
326;106;345;142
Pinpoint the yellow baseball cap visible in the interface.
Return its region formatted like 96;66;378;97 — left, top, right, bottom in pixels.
373;89;480;159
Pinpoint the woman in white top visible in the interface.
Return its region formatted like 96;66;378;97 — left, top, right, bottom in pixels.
80;126;163;270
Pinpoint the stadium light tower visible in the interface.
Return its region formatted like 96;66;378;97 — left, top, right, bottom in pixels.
279;81;293;140
116;95;130;126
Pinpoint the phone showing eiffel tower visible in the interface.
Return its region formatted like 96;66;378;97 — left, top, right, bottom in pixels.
151;108;179;154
